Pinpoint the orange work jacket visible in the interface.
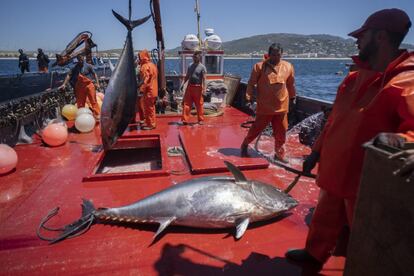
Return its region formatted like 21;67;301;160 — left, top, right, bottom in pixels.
313;50;414;198
246;59;296;115
139;50;158;98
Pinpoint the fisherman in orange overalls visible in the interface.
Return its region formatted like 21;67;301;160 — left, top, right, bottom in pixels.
138;50;158;130
285;9;414;271
241;43;296;162
181;51;207;125
59;54;101;118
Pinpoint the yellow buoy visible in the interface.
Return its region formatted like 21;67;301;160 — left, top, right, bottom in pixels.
62;104;78;121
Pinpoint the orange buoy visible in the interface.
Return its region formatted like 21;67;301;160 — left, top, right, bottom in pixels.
42;123;68;147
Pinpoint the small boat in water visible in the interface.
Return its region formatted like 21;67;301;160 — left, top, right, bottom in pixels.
0;61;112;103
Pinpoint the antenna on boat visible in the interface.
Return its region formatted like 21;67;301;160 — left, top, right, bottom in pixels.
195;0;201;47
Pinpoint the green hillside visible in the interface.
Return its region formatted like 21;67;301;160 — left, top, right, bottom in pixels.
2;33;413;58
166;33;414;58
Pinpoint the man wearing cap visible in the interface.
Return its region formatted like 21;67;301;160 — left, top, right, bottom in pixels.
285;8;414;270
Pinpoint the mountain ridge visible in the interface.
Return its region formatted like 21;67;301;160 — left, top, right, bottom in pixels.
166;33;414;58
1;33;413;58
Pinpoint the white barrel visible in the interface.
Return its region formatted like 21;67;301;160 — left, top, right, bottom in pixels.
204;34;222;50
204;28;214;36
181;34;200;50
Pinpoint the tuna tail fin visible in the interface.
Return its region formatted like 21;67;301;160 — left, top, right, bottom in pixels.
112;10;151;31
37;199;96;244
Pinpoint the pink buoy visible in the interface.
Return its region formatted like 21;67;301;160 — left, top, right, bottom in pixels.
42;123;68;147
0;144;18;175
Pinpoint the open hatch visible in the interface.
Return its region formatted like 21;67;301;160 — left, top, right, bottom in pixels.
83;134;169;181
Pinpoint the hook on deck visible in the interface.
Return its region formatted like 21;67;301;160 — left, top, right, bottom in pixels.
37;207;95;244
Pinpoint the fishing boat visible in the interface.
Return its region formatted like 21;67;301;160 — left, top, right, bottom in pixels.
1;1;411;275
0;59;112;103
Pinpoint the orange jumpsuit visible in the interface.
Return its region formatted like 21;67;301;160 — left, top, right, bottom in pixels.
306;50;414;263
75;74;100;117
242;59;296;156
136;96;145;123
182;84;204;123
138;50;158;128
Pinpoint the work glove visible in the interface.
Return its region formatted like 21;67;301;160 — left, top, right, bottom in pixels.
303;151;320;174
389;149;414;183
373;132;406;149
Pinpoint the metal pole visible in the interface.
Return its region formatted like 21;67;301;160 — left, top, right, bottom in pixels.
151;0;166;94
195;0;201;47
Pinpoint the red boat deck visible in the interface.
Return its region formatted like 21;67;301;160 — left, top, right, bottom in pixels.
0;107;345;275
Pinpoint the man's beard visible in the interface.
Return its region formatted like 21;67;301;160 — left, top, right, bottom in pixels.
358;38;379;62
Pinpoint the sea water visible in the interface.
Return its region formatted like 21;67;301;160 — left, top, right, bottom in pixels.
0;58;349;102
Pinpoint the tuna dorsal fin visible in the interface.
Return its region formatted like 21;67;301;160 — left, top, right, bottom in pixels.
224;161;247;184
112;10;151;31
153;217;175;240
235;217;250;239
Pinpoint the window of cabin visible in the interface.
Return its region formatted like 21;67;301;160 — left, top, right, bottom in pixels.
204;55;223;75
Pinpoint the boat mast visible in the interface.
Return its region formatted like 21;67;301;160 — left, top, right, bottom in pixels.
151;0;166;95
195;0;201;48
128;0;131;21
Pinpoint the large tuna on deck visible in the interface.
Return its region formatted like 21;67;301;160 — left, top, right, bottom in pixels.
37;161;298;243
100;6;151;150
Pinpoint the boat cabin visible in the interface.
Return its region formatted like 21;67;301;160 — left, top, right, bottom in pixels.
178;49;225;80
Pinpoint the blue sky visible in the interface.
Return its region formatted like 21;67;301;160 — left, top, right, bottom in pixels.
0;0;413;51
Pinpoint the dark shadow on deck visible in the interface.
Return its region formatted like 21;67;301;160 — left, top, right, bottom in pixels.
153;243;326;276
218;147;261;158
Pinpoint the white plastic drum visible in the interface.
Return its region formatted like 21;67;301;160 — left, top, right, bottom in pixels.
182;34;200;50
